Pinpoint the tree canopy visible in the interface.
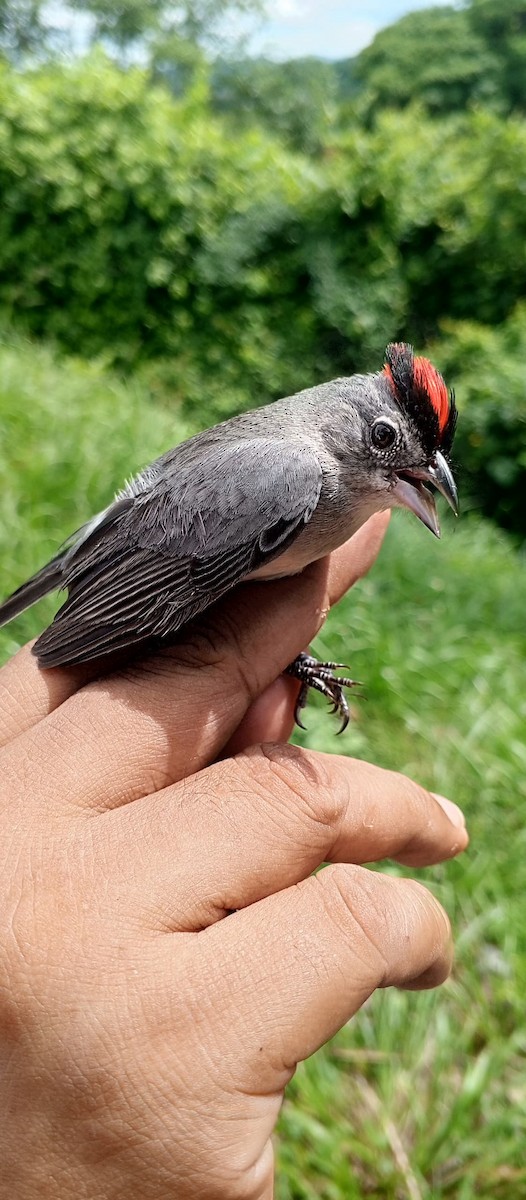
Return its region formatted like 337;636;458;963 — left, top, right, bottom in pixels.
0;0;263;61
349;6;502;117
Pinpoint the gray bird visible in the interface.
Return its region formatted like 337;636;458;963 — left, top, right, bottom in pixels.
0;342;458;729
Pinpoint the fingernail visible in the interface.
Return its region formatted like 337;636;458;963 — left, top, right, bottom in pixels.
432;793;466;829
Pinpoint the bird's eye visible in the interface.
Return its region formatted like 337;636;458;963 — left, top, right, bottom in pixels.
371;419;398;450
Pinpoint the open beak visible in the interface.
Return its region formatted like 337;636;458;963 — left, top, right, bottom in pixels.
392;451;458;538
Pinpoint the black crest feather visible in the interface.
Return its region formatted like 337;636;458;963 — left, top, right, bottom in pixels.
384;342;457;457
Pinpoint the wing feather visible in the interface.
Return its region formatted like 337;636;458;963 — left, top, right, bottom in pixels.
33;437;322;667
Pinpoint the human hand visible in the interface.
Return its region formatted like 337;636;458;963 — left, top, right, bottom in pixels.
0;513;467;1199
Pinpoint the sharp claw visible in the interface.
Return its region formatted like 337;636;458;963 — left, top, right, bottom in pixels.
337;711;350;735
293;682;309;730
328;687;350;733
294;710;308;731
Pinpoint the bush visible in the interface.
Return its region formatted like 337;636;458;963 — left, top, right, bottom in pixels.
0;55;320;376
431;307;526;540
0;54;413;410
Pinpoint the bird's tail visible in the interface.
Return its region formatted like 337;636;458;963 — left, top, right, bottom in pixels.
0;551;66;628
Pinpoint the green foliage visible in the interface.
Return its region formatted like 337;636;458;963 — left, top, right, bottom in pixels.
356;106;526;334
349;0;526;120
469;0;526;111
0;54;328;388
1;336;525;1198
431;307;526;539
211;56;338;154
351;6;502;119
4;57;526;363
0;54;408;411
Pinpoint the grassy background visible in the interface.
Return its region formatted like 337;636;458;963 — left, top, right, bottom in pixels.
1;333;525;1197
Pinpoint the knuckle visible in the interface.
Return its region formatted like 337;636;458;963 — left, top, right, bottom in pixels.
310;864;391;977
316;861;385;931
244;743;346;832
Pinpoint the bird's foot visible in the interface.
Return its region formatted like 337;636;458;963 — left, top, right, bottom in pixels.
285;652;361;734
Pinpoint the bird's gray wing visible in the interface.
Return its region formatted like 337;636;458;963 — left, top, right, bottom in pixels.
33;437;322;667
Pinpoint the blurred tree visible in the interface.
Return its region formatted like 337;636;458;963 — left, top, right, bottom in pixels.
0;0;264;65
356;105;526;333
210;56;338;154
68;0;264;58
433;307;526;539
3;57;526;386
468;0;526;110
333;57;360;102
0;0;48;60
349;5;503;117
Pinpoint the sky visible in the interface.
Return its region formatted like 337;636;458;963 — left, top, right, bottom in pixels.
249;0;451;60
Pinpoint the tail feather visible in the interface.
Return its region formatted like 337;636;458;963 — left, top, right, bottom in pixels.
0;552;66;628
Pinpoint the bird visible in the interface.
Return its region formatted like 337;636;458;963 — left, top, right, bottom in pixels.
0;342;458;730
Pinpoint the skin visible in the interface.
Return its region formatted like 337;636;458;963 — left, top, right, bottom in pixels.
0;511;468;1200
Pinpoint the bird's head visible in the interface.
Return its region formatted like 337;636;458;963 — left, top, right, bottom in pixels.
327;342;458;537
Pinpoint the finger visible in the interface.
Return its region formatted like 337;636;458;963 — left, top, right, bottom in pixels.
112;744;467;927
324;509;390;607
8;515;391;814
161;867;452;1096
0;512;389;750
221;676;298;755
0;642;97;750
222;512;391;756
